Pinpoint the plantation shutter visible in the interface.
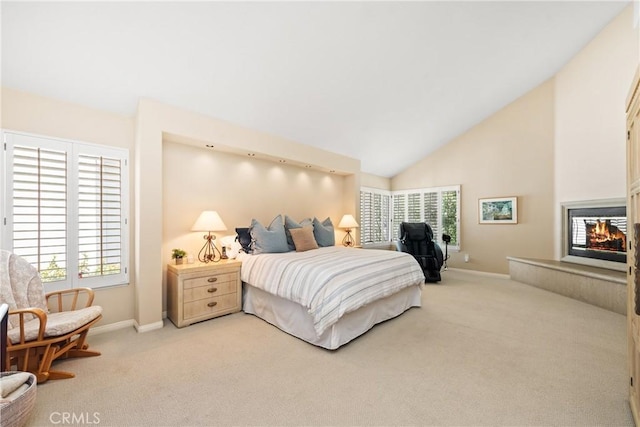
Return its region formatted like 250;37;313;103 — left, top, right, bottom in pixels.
77;154;123;278
386;186;460;247
407;193;421;222
441;190;458;245
360;189;391;245
11;144;68;282
423;192;439;239
3;131;129;289
378;193;390;243
360;191;374;245
392;194;406;241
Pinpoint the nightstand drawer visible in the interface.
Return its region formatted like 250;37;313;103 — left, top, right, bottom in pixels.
183;293;239;320
183;279;237;302
183;271;238;290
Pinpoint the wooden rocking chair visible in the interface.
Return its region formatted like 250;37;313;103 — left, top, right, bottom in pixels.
0;250;102;383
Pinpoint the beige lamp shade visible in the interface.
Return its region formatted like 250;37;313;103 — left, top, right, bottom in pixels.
191;211;227;232
338;214;359;230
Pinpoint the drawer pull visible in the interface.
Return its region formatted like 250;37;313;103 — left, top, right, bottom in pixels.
207;301;218;308
207;277;218;283
207;287;218;293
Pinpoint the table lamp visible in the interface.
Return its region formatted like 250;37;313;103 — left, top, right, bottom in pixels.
191;210;227;262
338;214;359;247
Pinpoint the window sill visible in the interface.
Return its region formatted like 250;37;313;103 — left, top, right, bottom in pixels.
361;242;397;251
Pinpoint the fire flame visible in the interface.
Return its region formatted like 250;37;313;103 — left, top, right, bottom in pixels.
588;219;626;252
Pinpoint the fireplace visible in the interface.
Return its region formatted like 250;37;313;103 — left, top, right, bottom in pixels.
562;199;627;271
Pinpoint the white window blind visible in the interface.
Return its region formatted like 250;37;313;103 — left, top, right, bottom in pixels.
77;154;123;279
2;131;129;289
360;187;391;245
407;193;421;223
392;193;406;242
392;186;460;248
441;190;459;246
423;192;439;240
12;145;68;281
361;185;460;249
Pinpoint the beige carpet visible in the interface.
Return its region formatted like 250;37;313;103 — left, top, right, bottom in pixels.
26;270;632;426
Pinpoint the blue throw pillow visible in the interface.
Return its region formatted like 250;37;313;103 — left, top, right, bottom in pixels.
250;215;290;254
284;215;313;251
313;217;335;247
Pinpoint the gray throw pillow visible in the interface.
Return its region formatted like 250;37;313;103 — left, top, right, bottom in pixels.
250;215;290;254
284;215;313;251
313;217;335;247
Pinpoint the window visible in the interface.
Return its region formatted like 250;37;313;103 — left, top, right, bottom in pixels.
361;185;460;249
391;193;405;242
2;131;129;290
360;187;391;245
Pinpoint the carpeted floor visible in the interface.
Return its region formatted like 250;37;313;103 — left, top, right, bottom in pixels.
26;270;632;426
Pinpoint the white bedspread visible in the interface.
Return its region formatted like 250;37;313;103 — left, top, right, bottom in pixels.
237;247;424;337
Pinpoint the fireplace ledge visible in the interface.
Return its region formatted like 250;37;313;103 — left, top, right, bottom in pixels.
507;257;626;315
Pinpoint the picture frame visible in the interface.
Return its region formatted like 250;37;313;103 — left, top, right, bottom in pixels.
478;196;518;224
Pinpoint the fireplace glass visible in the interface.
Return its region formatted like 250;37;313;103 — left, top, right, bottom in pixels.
568;206;627;264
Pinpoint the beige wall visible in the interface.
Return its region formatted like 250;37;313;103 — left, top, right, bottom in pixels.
135;99;360;330
391;5;637;275
554;6;638;258
162;141;348;311
1;87;136;327
361;172;391;191
1;90;360;331
1;4;635;328
392;80;556;274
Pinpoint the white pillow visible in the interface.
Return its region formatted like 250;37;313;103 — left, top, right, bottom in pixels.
219;235;241;259
225;241;242;259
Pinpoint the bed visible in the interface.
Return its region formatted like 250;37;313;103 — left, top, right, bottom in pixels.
237;246;424;349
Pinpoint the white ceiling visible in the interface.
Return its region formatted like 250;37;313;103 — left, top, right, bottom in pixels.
1;1;631;177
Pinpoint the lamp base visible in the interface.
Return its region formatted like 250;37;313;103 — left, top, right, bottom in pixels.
198;233;222;263
342;230;355;247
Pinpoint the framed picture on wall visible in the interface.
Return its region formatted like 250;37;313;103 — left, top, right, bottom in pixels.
478;197;518;224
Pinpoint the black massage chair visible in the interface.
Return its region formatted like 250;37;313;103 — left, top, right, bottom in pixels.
397;222;444;283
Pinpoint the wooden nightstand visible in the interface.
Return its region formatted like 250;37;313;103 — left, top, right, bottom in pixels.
166;259;242;328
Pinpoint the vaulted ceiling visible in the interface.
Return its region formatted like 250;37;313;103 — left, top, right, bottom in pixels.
1;1;630;177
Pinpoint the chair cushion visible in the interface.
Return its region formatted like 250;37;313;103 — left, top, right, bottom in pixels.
0;251;47;330
7;306;102;344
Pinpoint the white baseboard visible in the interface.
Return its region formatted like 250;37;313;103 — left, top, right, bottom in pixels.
134;320;164;333
88;316;167;336
89;319;135;336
